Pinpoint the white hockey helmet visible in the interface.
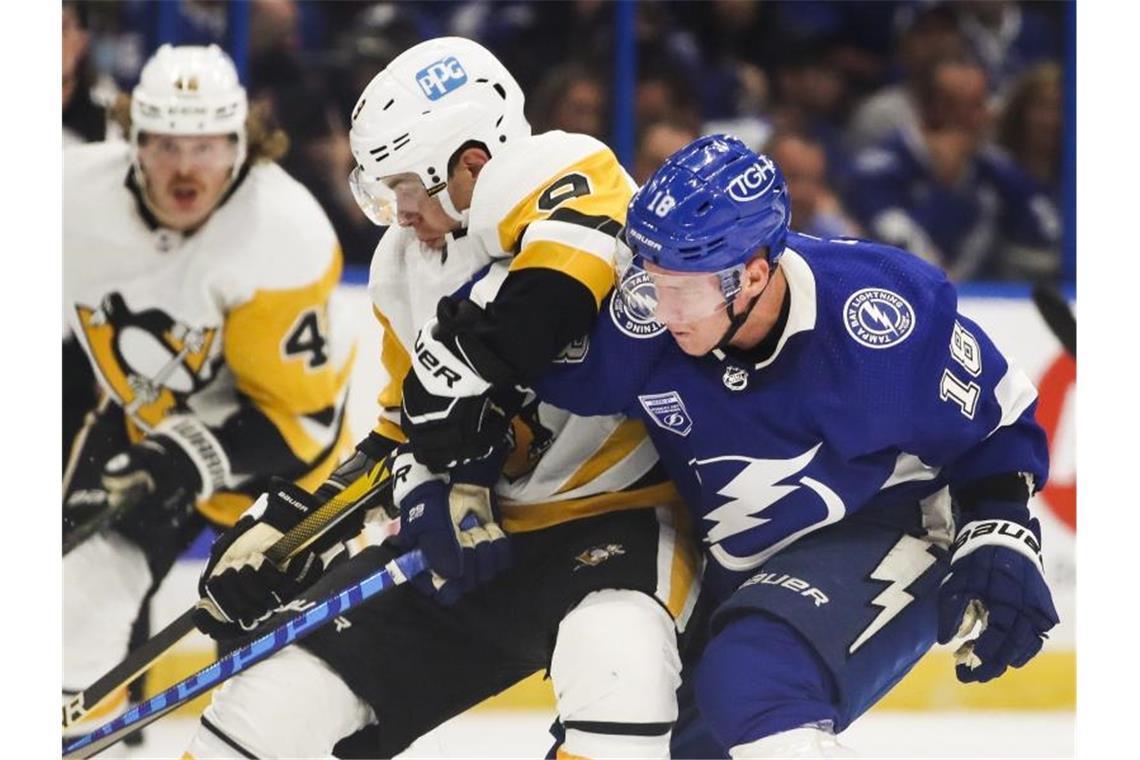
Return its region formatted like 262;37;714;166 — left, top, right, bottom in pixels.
348;36;530;225
130;44;248;177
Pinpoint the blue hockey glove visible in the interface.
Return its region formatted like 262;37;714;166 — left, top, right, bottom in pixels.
391;445;512;605
937;517;1060;683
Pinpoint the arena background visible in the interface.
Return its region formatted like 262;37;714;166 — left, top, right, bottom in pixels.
61;1;1077;757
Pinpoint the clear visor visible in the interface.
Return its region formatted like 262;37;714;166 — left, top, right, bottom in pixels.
614;238;744;325
349;167;443;227
136;133;239;172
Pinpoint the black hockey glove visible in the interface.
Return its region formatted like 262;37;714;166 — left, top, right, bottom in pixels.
195;479;329;640
391;444;512;605
94;435;202;541
401;297;524;472
194;435;400;640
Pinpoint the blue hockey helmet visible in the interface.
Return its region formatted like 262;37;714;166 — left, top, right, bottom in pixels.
615;134;789;328
624;134;789;273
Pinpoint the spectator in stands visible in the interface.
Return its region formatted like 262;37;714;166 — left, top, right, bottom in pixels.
768;131;860;240
847;3;965;150
635;58;703;135
997;62;1063;194
954;0;1062;99
63;1;111;145
633;119;699;185
992;61;1065;281
846;56;1061;282
767;41;852;186
527;62;608;139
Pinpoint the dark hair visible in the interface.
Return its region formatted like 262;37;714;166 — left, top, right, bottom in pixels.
997;62;1063;152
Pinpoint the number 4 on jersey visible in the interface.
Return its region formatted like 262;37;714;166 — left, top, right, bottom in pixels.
283;310;329;369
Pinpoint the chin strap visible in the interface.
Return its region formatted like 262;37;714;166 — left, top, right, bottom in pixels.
714;262;778;351
436;183;469;226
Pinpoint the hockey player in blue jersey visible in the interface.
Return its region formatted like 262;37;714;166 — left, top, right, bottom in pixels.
520;134;1060;757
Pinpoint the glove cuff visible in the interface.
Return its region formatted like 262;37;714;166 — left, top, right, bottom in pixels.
391;447;448;504
153;415;233;498
950;519;1045;576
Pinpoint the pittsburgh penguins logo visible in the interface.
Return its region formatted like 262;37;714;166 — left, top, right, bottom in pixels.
502;397;556;482
75;292;220;429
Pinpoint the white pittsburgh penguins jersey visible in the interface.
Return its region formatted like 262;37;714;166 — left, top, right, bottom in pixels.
64;141;355;525
368;130;684;529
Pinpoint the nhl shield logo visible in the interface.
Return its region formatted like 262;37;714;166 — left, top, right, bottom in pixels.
638;391;693;437
843;288;916;349
722;365;748;391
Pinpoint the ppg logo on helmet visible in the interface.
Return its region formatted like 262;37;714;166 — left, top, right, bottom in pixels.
416;57;468;101
727;156;778;202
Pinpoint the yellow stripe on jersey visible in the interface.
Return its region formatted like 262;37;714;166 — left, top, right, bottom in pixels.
662;501;701;624
509;239;616;307
497;147;632;302
500;482;682;533
371;305;412;441
556;418;651;495
224;249;353;461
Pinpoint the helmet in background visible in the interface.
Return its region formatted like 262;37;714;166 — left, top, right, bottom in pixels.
130;44;248;178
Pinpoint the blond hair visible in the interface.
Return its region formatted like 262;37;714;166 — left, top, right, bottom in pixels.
108;93;289;163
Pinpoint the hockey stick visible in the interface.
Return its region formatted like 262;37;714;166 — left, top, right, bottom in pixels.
1031;283;1076;358
62;455;394;731
62;547;429;759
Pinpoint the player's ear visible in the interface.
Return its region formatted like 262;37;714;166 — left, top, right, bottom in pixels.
740;251;771;297
459;146;491;180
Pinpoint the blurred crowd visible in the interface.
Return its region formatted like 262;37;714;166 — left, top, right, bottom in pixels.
64;0;1071;284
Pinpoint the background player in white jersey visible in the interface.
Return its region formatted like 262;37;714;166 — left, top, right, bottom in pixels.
62;44;354;733
183;38;700;759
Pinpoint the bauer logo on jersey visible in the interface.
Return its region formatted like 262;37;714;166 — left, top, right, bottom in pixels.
727;155;778;202
638;391;693;437
416;56;468;100
611;273;667;339
843;288;916;349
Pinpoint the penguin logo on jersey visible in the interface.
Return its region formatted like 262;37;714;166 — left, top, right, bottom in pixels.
611;271;667;339
75;292;220;430
844;288;916;349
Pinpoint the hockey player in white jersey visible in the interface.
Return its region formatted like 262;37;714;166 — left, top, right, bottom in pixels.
62;44;354;734
183;37;700;759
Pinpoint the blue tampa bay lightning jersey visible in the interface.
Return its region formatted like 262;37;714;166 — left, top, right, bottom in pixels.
532;231;1049;598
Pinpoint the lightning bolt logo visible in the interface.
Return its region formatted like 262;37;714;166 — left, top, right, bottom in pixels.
849;534;938;654
693;445;848;572
703;444;822;545
843;288;916;349
860;301;899;336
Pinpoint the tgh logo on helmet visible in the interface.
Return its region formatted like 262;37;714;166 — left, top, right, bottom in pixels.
726;155;778;202
416;56;468;100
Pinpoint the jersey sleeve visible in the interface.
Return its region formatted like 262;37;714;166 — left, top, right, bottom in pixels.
453;139;639;386
200;247;354;492
898;283;1049;492
497;145;635;308
531;292;666;417
370;304;411;445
